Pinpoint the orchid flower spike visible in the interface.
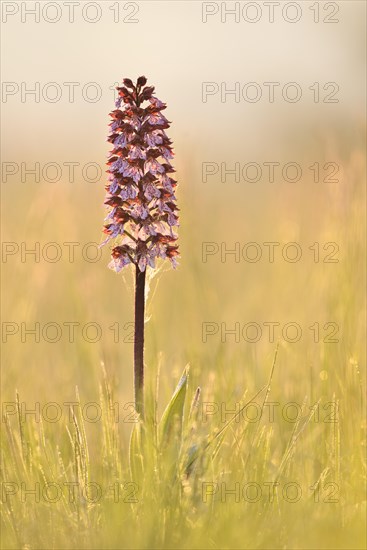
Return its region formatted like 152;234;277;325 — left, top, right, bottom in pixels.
102;76;179;273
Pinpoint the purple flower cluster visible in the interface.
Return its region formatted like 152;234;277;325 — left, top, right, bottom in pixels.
102;76;179;272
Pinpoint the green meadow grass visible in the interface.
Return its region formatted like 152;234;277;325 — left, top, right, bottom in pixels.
1;148;366;549
1;347;365;550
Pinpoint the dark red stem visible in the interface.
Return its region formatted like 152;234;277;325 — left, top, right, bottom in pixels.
134;266;146;418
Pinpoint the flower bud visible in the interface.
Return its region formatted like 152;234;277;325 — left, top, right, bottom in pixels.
137;76;147;86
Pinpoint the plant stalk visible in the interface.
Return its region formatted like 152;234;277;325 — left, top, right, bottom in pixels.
134;266;146;418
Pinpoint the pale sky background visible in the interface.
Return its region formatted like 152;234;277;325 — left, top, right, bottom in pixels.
1;0;365;163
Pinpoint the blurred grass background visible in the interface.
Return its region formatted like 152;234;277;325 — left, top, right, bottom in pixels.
1;1;366;548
